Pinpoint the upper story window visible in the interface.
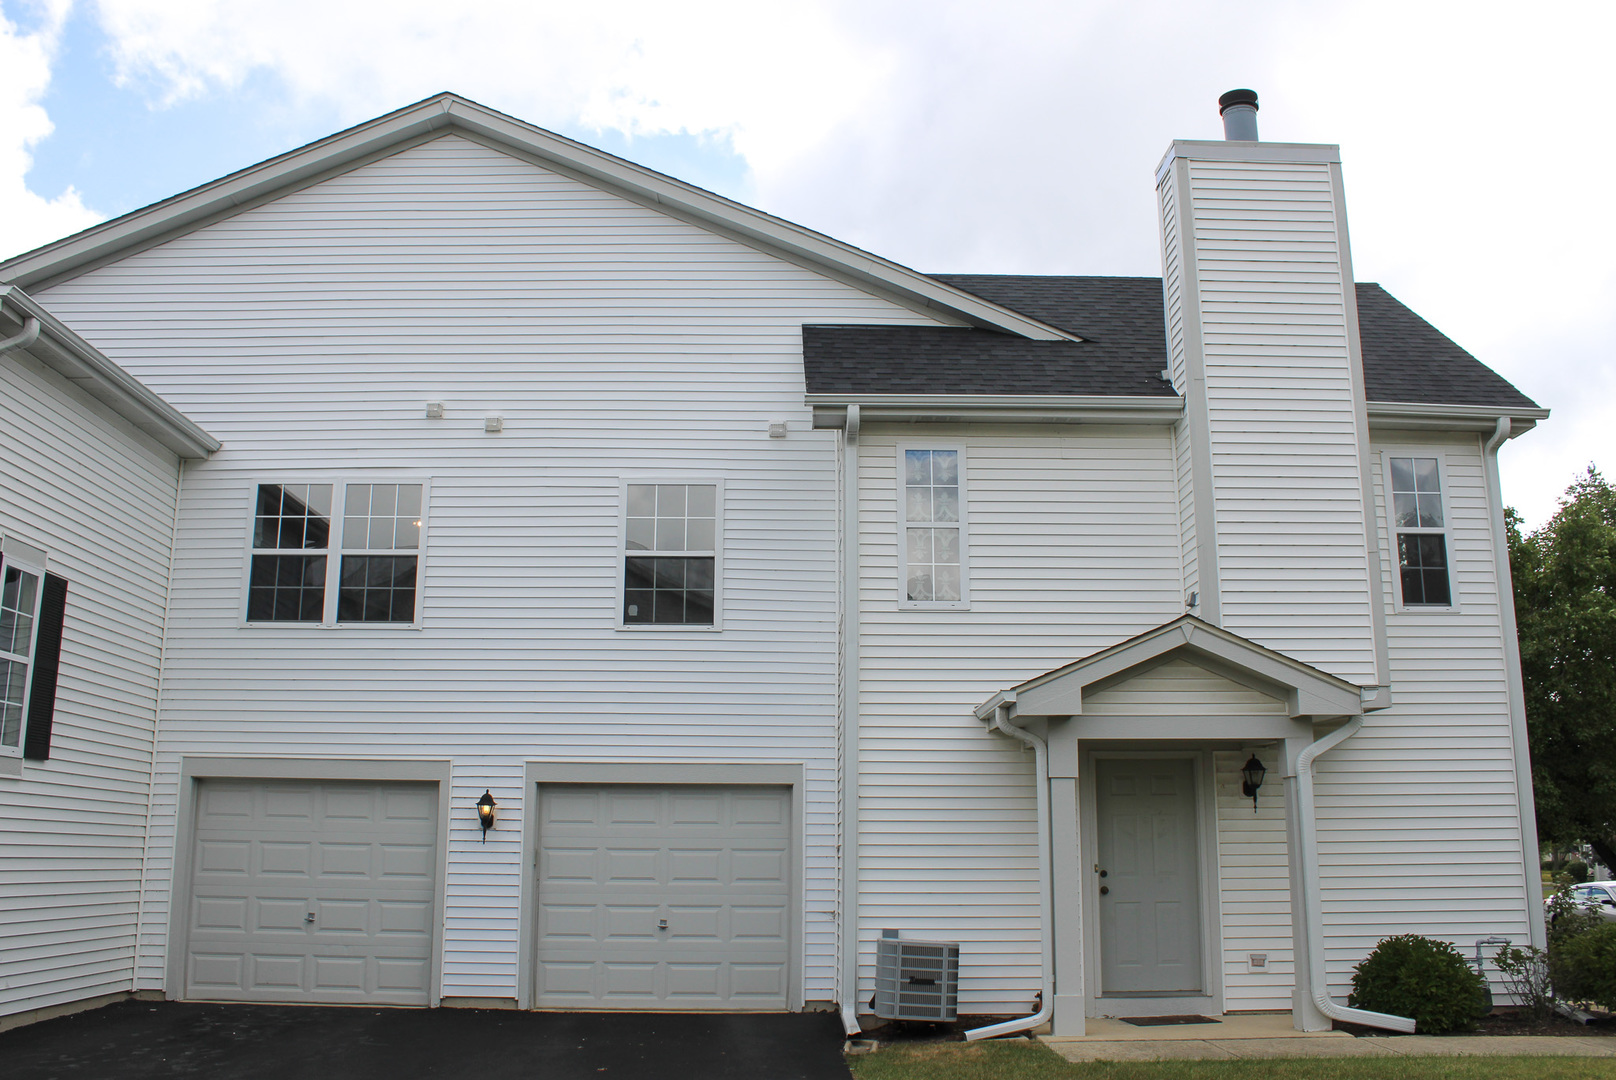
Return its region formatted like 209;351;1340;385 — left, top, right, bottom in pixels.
248;482;423;625
1387;455;1452;608
622;483;718;627
900;446;969;609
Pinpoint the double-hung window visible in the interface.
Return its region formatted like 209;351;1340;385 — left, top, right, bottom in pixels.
247;482;423;625
622;482;718;626
1387;455;1453;608
0;538;67;762
899;446;968;608
1;553;43;754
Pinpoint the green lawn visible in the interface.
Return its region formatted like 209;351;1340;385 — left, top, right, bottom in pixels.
847;1041;1616;1080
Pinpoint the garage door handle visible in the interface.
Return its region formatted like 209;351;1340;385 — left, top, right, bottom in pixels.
657;919;668;931
305;913;316;923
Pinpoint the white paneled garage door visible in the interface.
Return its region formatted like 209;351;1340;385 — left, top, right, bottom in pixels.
184;779;439;1005
535;784;793;1010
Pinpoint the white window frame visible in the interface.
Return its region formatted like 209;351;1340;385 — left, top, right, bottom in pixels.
240;478;431;629
896;442;970;611
0;538;47;759
616;477;724;632
1381;450;1459;613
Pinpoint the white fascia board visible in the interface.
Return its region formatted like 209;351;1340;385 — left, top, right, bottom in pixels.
0;94;1072;343
993;615;1363;722
1367;401;1548;433
809;395;1183;427
0;286;219;459
1154;139;1342;184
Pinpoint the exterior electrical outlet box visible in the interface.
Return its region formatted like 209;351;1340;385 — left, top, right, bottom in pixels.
873;930;960;1022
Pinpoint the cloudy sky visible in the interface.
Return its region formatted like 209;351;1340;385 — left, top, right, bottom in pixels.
2;0;1610;528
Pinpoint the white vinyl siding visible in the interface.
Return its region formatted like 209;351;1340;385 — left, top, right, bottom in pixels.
856;425;1182;1013
0;342;181;1020
1213;748;1293;1011
1161;153;1378;684
36;132;954;1004
1312;430;1534;998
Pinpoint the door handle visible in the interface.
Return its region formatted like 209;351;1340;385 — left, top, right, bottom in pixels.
657;918;668;931
1099;886;1109;896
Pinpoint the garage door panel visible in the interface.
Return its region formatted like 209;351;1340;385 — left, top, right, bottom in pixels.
535;784;791;1010
184;779;438;1005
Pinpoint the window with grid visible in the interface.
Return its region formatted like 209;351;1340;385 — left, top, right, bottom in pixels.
247;482;423;624
1;558;42;753
900;447;967;606
622;483;717;626
1388;456;1452;607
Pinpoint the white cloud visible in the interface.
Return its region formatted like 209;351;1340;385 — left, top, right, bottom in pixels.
0;0;103;260
19;0;1616;523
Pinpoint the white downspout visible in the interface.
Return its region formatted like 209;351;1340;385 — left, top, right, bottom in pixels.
965;704;1054;1041
1295;717;1416;1032
1483;418;1548;952
840;405;863;1036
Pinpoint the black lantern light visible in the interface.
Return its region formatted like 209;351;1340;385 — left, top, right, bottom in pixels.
476;790;497;840
1240;754;1267;812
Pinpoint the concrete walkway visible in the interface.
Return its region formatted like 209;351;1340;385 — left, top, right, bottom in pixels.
1041;1013;1616;1061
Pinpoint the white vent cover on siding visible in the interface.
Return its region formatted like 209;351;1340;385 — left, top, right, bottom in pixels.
874;930;959;1022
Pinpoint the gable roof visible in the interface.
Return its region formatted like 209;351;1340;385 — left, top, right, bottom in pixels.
976;614;1365;722
0;94;1071;344
804;275;1543;416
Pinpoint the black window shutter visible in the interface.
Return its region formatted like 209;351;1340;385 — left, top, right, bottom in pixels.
22;573;68;761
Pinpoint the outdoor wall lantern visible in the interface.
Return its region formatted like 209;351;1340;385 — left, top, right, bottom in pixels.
476;790;497;840
1240;754;1267;812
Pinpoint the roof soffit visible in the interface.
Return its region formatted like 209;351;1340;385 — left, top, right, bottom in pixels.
0;94;1071;342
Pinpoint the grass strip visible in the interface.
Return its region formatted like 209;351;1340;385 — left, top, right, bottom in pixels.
847;1040;1616;1080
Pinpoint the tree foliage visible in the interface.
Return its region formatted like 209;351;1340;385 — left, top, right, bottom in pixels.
1511;467;1616;869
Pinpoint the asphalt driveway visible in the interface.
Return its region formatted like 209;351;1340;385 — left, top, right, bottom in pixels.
1;1000;853;1080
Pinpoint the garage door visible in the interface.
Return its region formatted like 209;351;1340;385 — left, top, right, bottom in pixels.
184;779;439;1005
535;784;792;1009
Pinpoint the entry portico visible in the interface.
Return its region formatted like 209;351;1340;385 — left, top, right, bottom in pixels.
977;615;1383;1036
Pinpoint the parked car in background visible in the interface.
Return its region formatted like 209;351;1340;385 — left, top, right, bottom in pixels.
1562;882;1616;923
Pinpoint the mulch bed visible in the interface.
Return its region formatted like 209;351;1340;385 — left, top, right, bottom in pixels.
1335;1010;1616;1037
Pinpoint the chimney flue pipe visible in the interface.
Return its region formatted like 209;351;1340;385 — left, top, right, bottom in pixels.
1219;88;1259;141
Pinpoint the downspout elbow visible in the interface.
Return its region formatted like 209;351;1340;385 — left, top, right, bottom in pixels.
1296;717;1417;1033
0;315;41;356
965;706;1054;1040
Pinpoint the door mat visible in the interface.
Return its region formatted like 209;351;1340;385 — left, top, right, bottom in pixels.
1119;1015;1221;1027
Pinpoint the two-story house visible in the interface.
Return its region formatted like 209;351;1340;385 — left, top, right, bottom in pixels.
0;91;1544;1037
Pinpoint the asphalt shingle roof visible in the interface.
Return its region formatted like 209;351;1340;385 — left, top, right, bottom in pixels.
803;275;1540;411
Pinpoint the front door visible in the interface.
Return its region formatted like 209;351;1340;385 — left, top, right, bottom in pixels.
1095;757;1203;994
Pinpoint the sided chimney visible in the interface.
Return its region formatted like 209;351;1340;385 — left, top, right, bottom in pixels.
1218;88;1259;141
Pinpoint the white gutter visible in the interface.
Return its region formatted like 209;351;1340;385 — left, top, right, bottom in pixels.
1294;717;1417;1032
839;405;863;1036
965;702;1054;1041
1483;417;1548;952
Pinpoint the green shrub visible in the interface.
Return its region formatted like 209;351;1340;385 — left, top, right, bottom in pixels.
1348;934;1487;1033
1552;922;1616;1009
1566;860;1592;884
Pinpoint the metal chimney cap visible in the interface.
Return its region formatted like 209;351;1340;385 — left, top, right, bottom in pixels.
1218;89;1259;114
